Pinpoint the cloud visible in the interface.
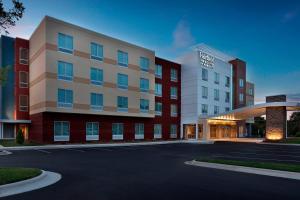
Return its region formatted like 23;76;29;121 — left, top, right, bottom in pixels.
281;9;299;23
172;20;195;49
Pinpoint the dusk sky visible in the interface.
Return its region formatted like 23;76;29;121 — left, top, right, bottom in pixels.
3;0;300;102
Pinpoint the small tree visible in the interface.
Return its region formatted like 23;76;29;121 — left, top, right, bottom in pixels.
16;128;24;144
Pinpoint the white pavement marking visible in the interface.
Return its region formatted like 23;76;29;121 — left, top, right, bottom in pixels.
89;147;113;152
65;148;85;153
213;154;300;163
0;170;61;198
185;160;300;181
117;146;138;150
0;150;12;156
34;149;51;154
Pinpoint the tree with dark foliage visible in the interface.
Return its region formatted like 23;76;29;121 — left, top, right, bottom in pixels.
0;0;25;34
288;112;300;136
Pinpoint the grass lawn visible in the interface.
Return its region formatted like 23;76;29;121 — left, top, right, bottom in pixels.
0;168;42;185
0;139;41;147
197;158;300;173
280;137;300;144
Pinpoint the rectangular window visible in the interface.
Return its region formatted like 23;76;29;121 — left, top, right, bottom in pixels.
155;102;162;116
117;50;128;67
225;92;230;103
54;121;70;141
155;64;162;78
117;96;128;112
140;57;149;72
135;123;144;139
214;89;219;101
58;61;73;81
155;83;162;96
214;106;219;115
57;89;73;108
19;71;28;88
86;122;99;141
154;124;162;139
170;104;177;117
112;123;123;140
239;79;244;88
170;86;178;99
214;72;220;84
202;104;208;114
170;124;177;138
225;107;230;112
202;68;208;81
19;48;29;65
140;99;149;113
239;93;244;102
202;86;208;99
19;95;28;112
58;33;73;54
170;68;178;82
90;42;103;61
90;93;103;111
140;78;149;92
225;76;230;87
117;73;128;89
90;67;103;86
249;88;253;95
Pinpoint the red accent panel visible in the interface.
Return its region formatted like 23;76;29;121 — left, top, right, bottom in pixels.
230;59;246;109
14;38;29;120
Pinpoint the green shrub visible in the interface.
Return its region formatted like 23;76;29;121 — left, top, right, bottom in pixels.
296;132;300;137
16;129;24;144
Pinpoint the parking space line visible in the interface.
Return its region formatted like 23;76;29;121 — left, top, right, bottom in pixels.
89;147;114;152
34;149;51;154
116;146;138;150
213;154;300;163
66;148;85;153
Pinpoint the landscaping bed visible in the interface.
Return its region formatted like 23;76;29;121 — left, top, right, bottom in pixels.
0;139;40;147
0;168;42;185
197;158;300;173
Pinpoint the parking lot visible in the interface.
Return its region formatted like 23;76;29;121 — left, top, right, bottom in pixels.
1;142;300;200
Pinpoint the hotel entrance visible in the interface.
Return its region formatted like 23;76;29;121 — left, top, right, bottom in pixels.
183;124;203;140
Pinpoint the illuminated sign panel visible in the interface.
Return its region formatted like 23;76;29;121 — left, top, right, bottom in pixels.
199;51;214;68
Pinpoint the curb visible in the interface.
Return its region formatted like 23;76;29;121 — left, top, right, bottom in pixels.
260;142;300;146
185;160;300;181
0;140;189;151
0;170;61;198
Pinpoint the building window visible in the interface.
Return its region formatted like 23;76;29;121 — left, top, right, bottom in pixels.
90;42;103;61
214;89;219;101
135;123;144;139
202;104;208;114
225;107;230;112
170;124;177;138
19;48;29;65
54;121;70;141
214;72;220;84
155;83;162;96
202;86;208;99
90;93;103;111
112;123;123;140
225;92;230;103
140;78;149;92
170;86;178;99
58;61;73;81
202;68;208;81
117;96;128;112
90;67;103;86
19;71;28;88
57;89;73;108
170;68;178;82
117;50;128;67
154;124;162;139
117;73;128;89
225;76;230;87
170;104;177;117
155;102;162;116
239;79;244;88
239;93;244;102
58;33;73;54
155;64;162;78
19;95;28;112
214;106;219;115
86;122;99;141
140;99;149;113
249;88;253;95
140;57;149;72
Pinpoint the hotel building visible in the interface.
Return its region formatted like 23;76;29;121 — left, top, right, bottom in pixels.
0;16;257;143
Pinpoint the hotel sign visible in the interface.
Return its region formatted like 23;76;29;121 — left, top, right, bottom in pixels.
199;51;214;68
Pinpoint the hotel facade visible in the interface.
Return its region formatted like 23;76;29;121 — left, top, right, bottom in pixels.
0;16;256;143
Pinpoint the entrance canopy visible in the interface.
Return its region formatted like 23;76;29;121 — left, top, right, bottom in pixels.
202;102;300;121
